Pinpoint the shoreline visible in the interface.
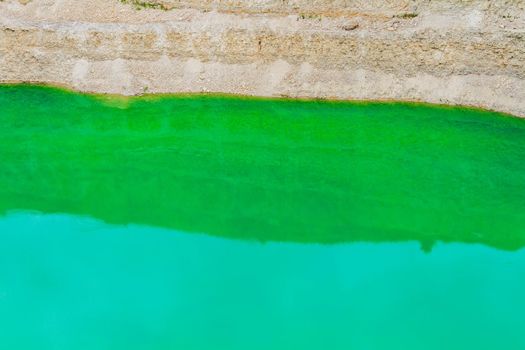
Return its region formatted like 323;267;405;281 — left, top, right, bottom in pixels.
0;80;522;120
1;0;524;119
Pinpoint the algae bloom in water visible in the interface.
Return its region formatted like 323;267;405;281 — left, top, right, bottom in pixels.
0;85;524;349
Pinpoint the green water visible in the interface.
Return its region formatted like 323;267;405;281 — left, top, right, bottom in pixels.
1;85;525;349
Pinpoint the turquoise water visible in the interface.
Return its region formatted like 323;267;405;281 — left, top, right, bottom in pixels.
1;212;525;349
1;85;525;349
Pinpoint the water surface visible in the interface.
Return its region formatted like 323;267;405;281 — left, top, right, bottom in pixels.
0;85;524;349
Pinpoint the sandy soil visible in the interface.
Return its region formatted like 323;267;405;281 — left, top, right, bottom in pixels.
1;0;524;116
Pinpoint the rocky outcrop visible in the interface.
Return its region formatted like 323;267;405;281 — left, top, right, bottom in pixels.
1;0;524;116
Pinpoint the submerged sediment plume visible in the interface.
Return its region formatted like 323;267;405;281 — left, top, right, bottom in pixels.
0;0;524;116
1;85;524;250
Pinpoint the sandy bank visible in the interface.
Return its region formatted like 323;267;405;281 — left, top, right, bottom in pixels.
1;0;524;117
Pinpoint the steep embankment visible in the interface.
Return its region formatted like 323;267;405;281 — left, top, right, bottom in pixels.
0;0;524;116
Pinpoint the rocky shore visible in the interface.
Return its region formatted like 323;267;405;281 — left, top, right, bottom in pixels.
1;0;524;116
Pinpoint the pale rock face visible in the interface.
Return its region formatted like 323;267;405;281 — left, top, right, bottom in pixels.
71;59;90;87
0;0;524;117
